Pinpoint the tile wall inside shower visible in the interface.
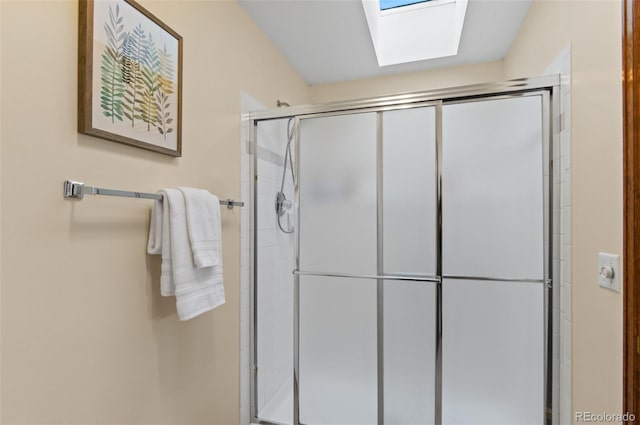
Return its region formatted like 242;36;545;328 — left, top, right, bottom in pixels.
255;119;295;416
241;97;295;425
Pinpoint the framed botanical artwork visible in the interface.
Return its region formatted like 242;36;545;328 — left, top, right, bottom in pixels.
78;0;183;157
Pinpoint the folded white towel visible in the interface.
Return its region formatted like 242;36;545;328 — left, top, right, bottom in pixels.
148;192;174;296
147;188;225;320
178;187;222;269
147;198;163;255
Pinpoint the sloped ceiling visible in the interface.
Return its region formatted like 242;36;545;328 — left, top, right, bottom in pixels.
238;0;532;85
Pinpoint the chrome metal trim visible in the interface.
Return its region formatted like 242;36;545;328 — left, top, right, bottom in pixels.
434;101;443;425
542;90;552;283
63;180;244;208
64;180;86;199
293;116;301;425
249;76;560;121
293;271;549;285
376;112;384;425
294;270;440;283
442;275;551;284
250;119;259;423
380;272;439;279
252;419;290;425
441;89;549;106
295;101;440;122
546;84;560;425
542;90;552;425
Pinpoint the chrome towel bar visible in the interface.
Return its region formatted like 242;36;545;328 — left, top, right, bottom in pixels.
63;180;244;209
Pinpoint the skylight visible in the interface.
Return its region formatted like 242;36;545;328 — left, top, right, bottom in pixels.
379;0;430;11
362;0;468;66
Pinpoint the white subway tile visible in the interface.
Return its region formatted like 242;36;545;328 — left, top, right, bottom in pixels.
553;182;561;209
560;175;569;202
563;331;572;363
561;174;571;209
241;301;249;363
241;157;249;182
241;346;250;379
240;405;249;425
561;207;571;239
562;91;571;131
241;179;249;199
561;319;572;348
241;295;250;325
560;392;572;425
562;243;571;266
560;345;571;391
553;234;561;255
560;131;570;170
552;209;560;240
561;284;571;321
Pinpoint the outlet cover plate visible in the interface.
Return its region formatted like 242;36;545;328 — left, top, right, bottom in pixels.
598;252;620;293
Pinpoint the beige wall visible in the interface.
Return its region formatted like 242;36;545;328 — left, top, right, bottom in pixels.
0;1;308;424
504;0;623;422
310;60;505;103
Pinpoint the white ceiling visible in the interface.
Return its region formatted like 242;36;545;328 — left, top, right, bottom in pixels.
238;0;533;85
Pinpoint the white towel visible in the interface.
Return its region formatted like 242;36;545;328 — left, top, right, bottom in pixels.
178;187;222;268
147;188;225;320
147;198;163;255
147;190;176;296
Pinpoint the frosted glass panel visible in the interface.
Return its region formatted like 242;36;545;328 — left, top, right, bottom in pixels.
384;281;436;424
299;276;377;424
382;107;437;275
442;96;544;279
299;113;377;274
442;279;544;425
255;119;295;425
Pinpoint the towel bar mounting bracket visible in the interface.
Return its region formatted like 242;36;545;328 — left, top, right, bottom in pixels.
64;180;87;199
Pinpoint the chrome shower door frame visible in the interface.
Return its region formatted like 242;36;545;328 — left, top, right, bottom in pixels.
248;75;560;425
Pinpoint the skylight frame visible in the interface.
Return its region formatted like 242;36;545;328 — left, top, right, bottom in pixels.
379;0;455;16
362;0;468;66
379;0;430;12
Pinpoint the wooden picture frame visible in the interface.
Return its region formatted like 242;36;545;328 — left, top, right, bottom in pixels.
78;0;183;157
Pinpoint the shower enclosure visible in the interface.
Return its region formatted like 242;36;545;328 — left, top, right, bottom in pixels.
249;77;559;425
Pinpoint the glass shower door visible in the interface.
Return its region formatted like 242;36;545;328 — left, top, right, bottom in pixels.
297;106;438;425
441;95;546;425
253;85;553;425
298;112;379;425
382;107;437;425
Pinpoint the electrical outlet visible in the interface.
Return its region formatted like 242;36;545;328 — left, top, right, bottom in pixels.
598;252;620;293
